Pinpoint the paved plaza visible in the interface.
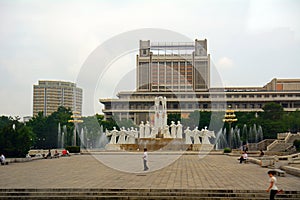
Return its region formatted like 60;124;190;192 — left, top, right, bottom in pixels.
0;153;300;191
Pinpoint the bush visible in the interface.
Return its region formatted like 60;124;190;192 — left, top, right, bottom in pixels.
223;148;232;153
293;140;300;152
66;146;80;153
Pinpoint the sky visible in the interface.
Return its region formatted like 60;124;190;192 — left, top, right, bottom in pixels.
0;0;300;118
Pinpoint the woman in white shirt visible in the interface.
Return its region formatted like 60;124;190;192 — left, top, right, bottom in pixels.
266;170;278;200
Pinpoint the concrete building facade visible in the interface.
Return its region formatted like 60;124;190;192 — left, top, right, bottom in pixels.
100;39;300;124
33;80;82;116
137;39;210;92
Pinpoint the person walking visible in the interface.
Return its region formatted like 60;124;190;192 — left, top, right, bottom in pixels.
0;153;6;165
142;148;149;171
266;170;278;200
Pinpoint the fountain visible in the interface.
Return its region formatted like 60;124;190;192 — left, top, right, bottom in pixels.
104;96;215;151
57;123;67;149
215;123;264;150
57;123;61;148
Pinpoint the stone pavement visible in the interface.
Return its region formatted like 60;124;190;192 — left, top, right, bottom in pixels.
0;153;299;191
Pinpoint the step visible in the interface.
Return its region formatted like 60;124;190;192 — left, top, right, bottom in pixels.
0;189;299;200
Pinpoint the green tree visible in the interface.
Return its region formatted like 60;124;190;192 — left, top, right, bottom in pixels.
261;102;284;120
0;116;35;157
27;106;73;149
167;113;181;125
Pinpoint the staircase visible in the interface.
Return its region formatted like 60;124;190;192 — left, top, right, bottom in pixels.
0;188;299;200
267;132;300;152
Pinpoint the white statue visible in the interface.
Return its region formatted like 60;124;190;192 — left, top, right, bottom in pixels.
133;127;139;138
201;126;215;144
139;121;145;138
163;97;167;127
144;121;151;138
154;96;167;132
170;121;176;138
184;127;193;144
126;127;136;144
176;121;183;138
163;124;171;138
117;127;127;144
150;127;158;138
193;127;201;144
106;127;119;144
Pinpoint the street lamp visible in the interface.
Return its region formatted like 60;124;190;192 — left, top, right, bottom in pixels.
223;105;238;148
68;111;83;146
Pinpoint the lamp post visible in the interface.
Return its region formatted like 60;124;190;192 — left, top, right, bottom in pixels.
223;105;237;148
68;111;83;146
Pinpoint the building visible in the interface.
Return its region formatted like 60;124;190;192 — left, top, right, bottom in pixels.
33;80;83;116
137;39;210;92
100;39;300;124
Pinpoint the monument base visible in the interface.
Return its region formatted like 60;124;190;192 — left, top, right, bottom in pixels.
105;144;121;151
138;138;187;151
105;141;215;152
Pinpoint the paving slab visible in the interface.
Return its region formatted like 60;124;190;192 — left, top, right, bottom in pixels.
0;153;299;191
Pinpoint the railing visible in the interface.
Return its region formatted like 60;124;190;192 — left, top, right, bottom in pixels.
277;132;289;140
284;132;292;143
267;140;286;151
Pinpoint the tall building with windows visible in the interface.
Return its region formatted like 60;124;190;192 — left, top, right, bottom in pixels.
137;39;210;92
33;80;82;116
100;39;300;124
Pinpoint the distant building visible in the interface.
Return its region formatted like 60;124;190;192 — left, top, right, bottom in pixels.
23;116;32;124
100;39;300;124
33;80;82;116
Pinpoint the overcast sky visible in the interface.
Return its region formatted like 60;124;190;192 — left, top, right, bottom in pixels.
0;0;300;118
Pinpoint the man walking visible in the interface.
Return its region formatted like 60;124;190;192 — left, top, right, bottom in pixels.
143;148;149;171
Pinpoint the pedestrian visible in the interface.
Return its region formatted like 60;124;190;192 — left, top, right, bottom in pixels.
44;149;52;159
259;150;265;157
266;170;278;200
142;148;149;171
0;153;6;165
238;151;248;164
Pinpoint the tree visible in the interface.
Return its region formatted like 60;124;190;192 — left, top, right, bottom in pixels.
262;102;284;120
167;113;181;125
0;116;35;157
27;106;73;149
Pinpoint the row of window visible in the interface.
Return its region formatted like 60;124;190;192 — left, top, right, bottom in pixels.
106;103;299;111
120;93;300;99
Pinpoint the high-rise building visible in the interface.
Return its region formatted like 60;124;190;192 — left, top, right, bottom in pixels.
137;39;210;92
33;80;82;116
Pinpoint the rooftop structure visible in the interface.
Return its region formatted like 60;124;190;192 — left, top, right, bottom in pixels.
137;39;210;92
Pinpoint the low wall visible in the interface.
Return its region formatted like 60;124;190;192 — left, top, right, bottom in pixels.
281;166;300;177
6;156;43;164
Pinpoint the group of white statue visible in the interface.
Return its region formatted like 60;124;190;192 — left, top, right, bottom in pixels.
106;122;215;145
184;126;216;145
106;120;183;145
139;120;183;139
106;127;139;145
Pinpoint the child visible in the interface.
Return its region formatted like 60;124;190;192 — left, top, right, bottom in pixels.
266;170;279;200
142;148;149;171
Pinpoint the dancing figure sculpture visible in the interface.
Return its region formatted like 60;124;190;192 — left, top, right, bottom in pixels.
193;127;202;144
201;126;216;144
176;121;183;138
106;127;119;144
170;121;176;138
144;121;151;138
139;121;145;138
184;127;193;144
